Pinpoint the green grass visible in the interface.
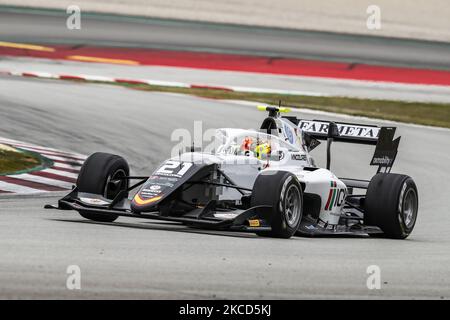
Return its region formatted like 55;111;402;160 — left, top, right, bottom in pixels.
0;149;42;175
105;82;450;128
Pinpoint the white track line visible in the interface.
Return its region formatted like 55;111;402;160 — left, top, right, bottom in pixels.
40;154;85;164
4;70;326;97
10;173;72;189
38;153;85;161
41;168;79;179
0;181;41;194
51;163;81;170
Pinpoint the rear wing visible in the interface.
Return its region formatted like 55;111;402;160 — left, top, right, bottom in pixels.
283;117;401;173
297;119;380;145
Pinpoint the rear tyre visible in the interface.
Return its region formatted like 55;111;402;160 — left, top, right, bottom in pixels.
76;152;129;223
251;171;303;239
365;173;418;239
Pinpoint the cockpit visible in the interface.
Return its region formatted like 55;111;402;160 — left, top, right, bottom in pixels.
214;128;301;161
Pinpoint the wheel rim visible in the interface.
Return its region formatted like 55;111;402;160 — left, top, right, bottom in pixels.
402;188;417;229
284;184;301;227
104;169;127;199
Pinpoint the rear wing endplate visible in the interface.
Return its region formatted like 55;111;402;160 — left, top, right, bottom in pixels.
370;126;400;173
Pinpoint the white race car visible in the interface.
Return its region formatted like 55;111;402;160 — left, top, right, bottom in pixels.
46;106;418;239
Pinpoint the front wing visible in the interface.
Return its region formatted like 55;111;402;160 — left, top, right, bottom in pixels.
45;187;273;233
46;188;384;237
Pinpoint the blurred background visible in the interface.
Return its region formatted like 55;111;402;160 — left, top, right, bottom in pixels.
2;0;450;41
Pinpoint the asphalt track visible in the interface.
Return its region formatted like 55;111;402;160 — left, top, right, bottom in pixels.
1;7;450;70
0;76;449;299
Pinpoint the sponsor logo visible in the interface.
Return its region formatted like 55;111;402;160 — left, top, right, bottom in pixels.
79;197;109;206
318;219;335;230
149;175;177;184
283;123;295;144
141;189;158;195
324;181;346;211
291;153;307;161
140;193;159;199
248;219;260;227
279;175;292;212
372;155;393;166
398;182;407;214
214;213;239;219
140;181;175;199
298;120;379;139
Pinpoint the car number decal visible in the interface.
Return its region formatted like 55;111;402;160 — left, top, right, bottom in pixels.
156;161;193;177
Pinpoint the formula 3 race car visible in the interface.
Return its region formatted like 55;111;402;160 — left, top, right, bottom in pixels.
46;106;418;239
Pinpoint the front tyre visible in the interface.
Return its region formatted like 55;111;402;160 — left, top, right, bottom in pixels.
251;171;303;238
365;173;418;239
76;152;129;223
